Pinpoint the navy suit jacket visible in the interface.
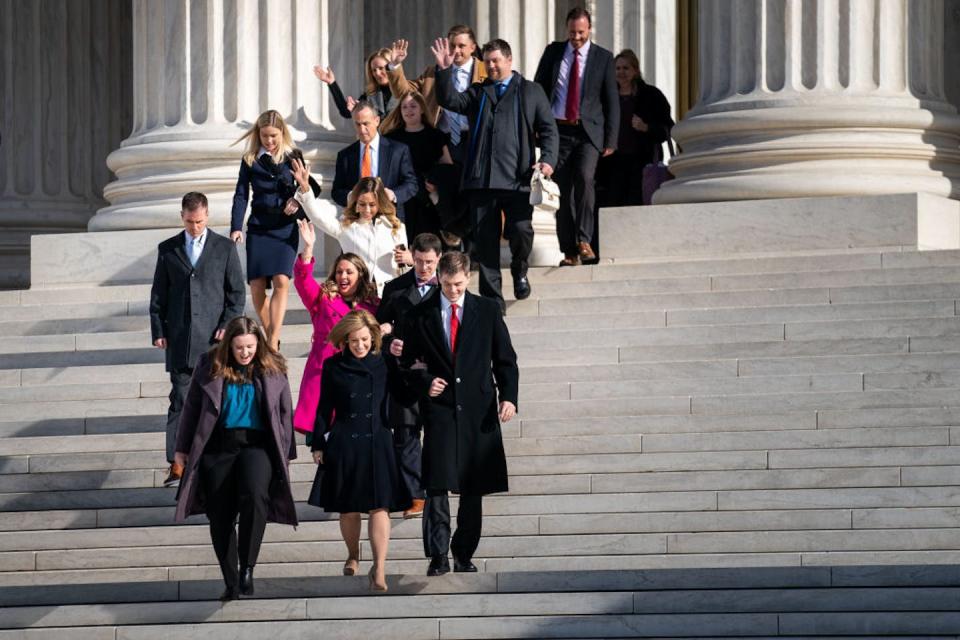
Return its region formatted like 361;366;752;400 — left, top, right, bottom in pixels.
534;41;620;151
331;137;419;220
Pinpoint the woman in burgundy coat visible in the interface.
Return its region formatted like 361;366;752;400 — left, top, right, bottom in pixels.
173;316;297;601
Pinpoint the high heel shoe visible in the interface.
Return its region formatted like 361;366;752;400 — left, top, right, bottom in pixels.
368;566;387;592
343;557;359;576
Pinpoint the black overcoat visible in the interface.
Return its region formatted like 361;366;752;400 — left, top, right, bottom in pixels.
309;351;412;513
435;68;558;193
149;231;246;372
399;291;519;495
173;353;298;526
376;269;431;427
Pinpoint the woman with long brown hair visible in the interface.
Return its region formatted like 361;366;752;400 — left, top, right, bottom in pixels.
292;173;410;295
382;91;453;243
291;237;379;438
173;316;298;601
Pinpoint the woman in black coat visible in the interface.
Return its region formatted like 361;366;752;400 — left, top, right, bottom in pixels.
308;310;411;591
596;49;673;207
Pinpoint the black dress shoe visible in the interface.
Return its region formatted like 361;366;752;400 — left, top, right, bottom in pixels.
513;275;531;300
453;558;478;573
239;566;254;596
427;555;450;576
219;586;240;601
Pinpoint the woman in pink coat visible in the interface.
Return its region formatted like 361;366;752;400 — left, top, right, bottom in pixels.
293;219;379;435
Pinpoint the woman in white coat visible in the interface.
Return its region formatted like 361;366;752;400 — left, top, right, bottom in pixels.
292;160;410;295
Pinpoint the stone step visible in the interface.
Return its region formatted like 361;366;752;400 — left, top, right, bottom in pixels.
4;528;960;581
738;351;960;376
664;298;956;327
1;585;958;634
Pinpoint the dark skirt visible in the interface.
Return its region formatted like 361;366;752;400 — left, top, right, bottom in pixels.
245;209;299;283
308;423;412;514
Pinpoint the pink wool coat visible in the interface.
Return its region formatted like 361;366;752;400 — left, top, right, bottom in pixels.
292;257;378;433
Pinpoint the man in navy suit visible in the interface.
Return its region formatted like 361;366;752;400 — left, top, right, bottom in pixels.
149;192;246;488
376;232;444;519
535;6;619;266
331;102;419;220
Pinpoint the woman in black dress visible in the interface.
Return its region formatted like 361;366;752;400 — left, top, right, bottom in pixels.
383;91;453;244
595;49;673;207
309;309;411;591
231;110;319;350
313;48;397;121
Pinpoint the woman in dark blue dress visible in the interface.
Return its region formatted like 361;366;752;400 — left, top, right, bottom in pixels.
231;109;320;350
308;309;412;591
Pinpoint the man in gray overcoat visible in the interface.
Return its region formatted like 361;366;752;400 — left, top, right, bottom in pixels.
434;37;559;313
149;192;246;487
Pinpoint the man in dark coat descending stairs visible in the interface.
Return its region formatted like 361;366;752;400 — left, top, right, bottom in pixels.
398;251;519;576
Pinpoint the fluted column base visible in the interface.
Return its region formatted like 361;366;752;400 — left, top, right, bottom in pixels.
656;99;960;205
90;130;352;231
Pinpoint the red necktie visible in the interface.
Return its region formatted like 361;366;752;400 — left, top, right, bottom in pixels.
565;49;580;121
449;303;459;356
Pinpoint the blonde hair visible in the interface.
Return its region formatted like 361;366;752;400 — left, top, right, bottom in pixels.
234;110;296;166
342;177;402;233
208;316;287;383
328;309;382;354
381;91;432;135
364;48;393;95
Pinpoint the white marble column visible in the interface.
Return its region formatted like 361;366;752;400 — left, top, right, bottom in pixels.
0;0;132;286
588;0;678;124
91;0;363;231
655;0;960;204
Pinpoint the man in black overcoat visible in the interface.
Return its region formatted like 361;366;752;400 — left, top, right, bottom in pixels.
434;37;558;312
534;6;618;266
149;192;246;487
398;251;519;576
376;232;444;518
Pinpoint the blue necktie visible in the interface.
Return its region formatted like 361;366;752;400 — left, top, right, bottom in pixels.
496;82;507;98
189;237;201;267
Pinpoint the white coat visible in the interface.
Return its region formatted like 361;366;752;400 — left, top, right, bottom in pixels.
296;189;407;295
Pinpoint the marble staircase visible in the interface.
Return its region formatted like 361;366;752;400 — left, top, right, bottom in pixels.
1;247;960;637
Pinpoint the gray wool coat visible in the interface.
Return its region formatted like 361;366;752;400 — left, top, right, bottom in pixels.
173;353;298;526
149;230;246;372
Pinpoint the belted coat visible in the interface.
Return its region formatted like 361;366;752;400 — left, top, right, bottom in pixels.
173;353;298;526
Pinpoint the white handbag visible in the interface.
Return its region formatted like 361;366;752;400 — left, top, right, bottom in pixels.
529;167;560;212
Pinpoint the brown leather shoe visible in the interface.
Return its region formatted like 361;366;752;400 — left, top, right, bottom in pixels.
578;242;598;265
163;462;184;488
404;498;425;519
558;253;580;267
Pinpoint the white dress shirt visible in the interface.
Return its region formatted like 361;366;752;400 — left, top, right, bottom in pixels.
295;188;406;295
440;292;465;351
358;133;381;178
551;40;591;119
184;228;208;267
441;59;473;144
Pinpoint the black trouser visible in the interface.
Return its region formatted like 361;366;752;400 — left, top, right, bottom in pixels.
423;491;483;561
554;123;601;256
467;189;534;308
166;368;193;463
200;429;273;588
393;423;425;500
